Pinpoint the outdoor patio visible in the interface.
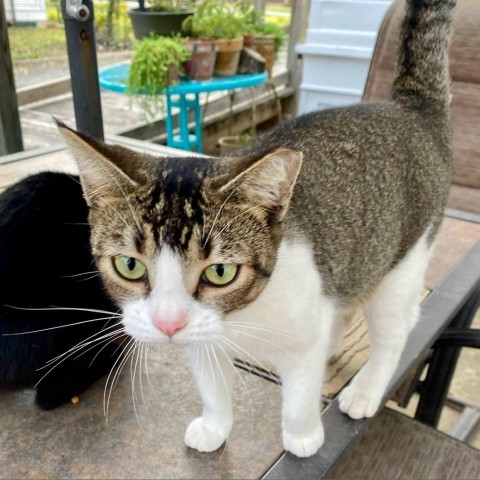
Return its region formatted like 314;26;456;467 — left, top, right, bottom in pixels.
1;0;480;478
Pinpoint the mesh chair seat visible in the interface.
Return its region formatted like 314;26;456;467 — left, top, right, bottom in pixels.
326;409;480;479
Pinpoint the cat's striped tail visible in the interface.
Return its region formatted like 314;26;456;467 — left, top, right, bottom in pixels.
392;0;456;109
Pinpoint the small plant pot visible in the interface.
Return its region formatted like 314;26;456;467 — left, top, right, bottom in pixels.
128;9;194;39
183;39;218;81
251;35;276;77
243;34;255;48
214;37;244;77
218;135;244;155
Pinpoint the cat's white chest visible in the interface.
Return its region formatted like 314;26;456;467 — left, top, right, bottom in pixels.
222;239;331;366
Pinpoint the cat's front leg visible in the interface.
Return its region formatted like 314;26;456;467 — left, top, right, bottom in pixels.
278;345;329;458
184;344;234;452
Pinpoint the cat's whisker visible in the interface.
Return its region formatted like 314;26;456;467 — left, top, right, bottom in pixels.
78;273;101;282
216;340;255;435
117;182;144;243
203;183;241;248
54;328;122;367
3;314;120;336
210;344;231;403
104;337;136;419
62;270;100;279
42;325;118;368
223;321;303;341
40;322;121;366
4;304;122;316
88;332;127;368
72;329;126;363
38;326;123;375
138;342;148;407
225;328;294;359
105;203;142;244
144;343;156;393
220;335;279;384
178;345;200;401
210;204;262;244
130;342;144;429
204;343;217;390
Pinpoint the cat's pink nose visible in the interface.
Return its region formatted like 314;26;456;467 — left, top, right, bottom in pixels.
153;314;187;337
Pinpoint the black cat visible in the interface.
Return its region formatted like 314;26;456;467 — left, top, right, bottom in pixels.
0;172;122;409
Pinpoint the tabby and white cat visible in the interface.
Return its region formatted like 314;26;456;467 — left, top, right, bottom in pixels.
58;0;454;457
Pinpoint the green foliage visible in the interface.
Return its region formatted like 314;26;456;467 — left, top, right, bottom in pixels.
234;0;262;34
146;0;196;12
127;34;191;120
254;21;285;53
182;0;246;39
232;1;286;53
46;0;61;23
94;1;133;49
8;26;66;60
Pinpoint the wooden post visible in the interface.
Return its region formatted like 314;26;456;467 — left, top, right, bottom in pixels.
286;0;310;116
0;0;24;156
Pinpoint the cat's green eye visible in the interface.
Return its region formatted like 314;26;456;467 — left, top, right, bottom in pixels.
113;256;147;281
202;264;238;286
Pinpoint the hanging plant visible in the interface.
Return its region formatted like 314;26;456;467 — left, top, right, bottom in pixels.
127;34;191;120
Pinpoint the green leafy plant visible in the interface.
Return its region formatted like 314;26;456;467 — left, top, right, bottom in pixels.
127;34;191;120
233;0;285;53
234;0;262;34
254;21;285;54
182;0;246;39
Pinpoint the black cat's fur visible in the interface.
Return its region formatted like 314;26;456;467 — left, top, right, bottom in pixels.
0;172;121;409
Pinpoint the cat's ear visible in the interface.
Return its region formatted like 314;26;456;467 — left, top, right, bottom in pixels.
212;148;303;221
57;121;138;206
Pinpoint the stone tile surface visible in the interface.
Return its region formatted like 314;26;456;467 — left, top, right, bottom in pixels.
0;346;283;479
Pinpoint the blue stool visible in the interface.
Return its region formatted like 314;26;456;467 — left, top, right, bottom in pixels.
99;64;268;153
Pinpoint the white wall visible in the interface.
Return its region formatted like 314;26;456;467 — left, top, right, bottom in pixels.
5;0;47;24
296;0;393;115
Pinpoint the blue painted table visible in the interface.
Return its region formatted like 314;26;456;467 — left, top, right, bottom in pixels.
99;64;268;153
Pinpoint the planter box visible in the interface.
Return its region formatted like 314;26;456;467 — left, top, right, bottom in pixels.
296;0;393;114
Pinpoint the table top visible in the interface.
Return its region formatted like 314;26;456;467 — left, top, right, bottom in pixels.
99;63;268;95
1;147;480;478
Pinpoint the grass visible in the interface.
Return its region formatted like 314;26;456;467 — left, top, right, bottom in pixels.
8;26;67;61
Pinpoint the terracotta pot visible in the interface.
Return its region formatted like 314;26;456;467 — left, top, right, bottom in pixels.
128;9;193;39
243;34;254;48
251;35;276;77
183;39;218;81
214;37;244;77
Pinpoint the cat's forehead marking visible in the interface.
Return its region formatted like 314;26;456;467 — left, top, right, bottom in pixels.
139;159;212;253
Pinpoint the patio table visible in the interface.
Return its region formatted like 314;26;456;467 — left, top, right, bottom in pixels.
1;146;479;478
99;64;268;153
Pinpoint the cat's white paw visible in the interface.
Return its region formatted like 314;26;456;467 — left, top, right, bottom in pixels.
184;417;227;452
338;383;381;419
282;424;324;458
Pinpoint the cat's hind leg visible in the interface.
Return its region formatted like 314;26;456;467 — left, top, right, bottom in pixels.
339;231;433;419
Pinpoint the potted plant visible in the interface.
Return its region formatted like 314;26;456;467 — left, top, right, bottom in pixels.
128;0;195;40
182;0;246;77
127;34;191;120
251;21;285;77
232;0;285;77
